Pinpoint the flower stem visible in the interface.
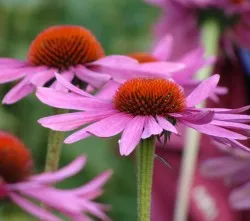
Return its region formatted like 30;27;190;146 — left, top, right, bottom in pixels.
173;17;221;221
137;137;155;221
44;108;68;172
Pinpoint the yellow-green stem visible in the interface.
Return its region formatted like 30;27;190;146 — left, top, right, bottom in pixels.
44;108;68;172
137;137;155;221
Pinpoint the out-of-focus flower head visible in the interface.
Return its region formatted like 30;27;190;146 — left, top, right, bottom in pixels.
0;131;112;221
145;0;250;59
36;73;250;156
202;140;250;210
0;25;184;104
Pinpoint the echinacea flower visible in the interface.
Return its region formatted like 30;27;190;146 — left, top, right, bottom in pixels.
0;131;112;221
0;25;184;104
202;142;250;210
36;73;250;156
145;0;250;59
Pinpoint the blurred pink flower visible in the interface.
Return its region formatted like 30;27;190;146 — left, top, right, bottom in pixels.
0;131;112;221
145;0;250;58
202;144;250;210
0;25;183;104
36;73;250;156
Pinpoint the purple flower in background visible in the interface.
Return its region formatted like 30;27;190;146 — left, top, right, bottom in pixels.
0;25;183;104
202;142;250;210
145;0;250;58
0;131;112;221
36;73;250;156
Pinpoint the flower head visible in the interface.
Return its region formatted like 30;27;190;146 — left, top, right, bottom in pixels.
0;131;112;221
37;73;250;156
0;25;182;104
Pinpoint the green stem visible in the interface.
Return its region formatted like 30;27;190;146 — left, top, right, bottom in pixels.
44;108;68;172
137;137;155;221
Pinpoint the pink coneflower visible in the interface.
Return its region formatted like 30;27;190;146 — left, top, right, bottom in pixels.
36;73;250;156
0;131;112;221
145;0;250;58
0;25;183;104
202;143;250;210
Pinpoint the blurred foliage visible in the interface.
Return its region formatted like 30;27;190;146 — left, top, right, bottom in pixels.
0;0;159;220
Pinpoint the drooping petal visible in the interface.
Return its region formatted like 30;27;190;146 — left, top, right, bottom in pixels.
141;116;163;139
0;68;28;83
51;71;74;91
55;73;94;97
119;116;146;156
185;75;220;107
211;120;250;130
38;109;118;131
31;156;86;184
36;87;112;111
74;66;111;88
96;80;120;101
152;35;173;61
72;170;113;196
201;157;249;178
214;113;250;123
182;121;248;140
65;113;133;144
30;69;56;86
9;193;61;221
20;187;83;213
2;76;35;104
156;116;178;134
229;182;250;210
179;110;215;125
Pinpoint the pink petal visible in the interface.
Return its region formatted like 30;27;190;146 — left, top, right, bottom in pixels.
2;76;35;104
119;116;146;156
64;113;133;144
9;193;61;221
0;66;47;83
214;113;250;123
89;55;138;67
182;121;248;140
180;110;215;125
141;116;163;139
92;56;184;81
36;87;112;111
96;80;120;101
30;69;56;86
156;116;178;134
0;58;25;65
74;66;111;88
51;71;74;91
211;120;250;130
31;156;86;184
185;75;220;107
55;73;93;97
201;157;249;178
21;187;83;213
72;170;113;196
229;183;250;210
152;35;173;61
200;105;250;114
38;109;118;131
